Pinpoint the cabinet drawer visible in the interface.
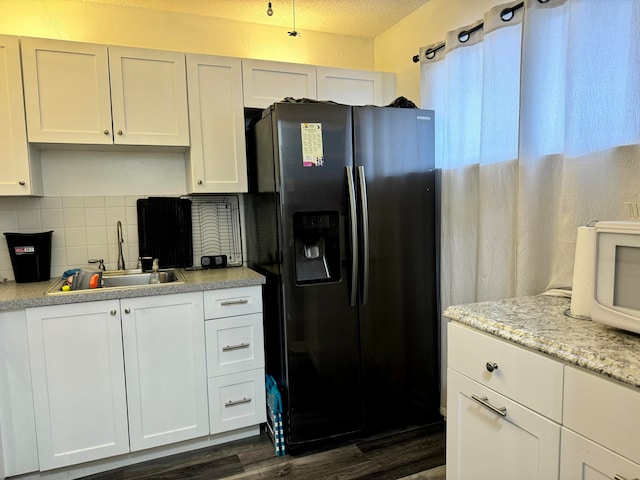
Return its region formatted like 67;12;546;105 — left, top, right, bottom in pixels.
204;286;262;319
205;313;264;377
564;366;640;465
208;369;266;434
448;322;563;422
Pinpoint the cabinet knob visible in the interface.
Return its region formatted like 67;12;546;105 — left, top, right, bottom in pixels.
124;308;131;314
104;129;110;135
110;309;117;315
117;130;123;135
485;362;499;372
18;180;26;186
198;180;203;185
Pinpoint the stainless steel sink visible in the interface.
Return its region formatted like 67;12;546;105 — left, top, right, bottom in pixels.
45;268;186;295
102;270;180;287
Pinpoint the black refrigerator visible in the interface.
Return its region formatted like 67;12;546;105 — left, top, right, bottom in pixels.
245;102;440;451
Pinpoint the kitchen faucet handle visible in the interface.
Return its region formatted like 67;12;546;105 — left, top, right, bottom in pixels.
88;258;106;271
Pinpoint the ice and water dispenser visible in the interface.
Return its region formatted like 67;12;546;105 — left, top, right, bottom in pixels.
293;212;340;285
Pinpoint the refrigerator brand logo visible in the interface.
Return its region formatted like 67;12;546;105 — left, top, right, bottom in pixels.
416;116;431;121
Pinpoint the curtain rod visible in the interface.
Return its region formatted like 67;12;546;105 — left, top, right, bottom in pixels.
412;1;524;63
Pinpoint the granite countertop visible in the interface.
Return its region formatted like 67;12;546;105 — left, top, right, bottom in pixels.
0;266;265;311
443;295;640;390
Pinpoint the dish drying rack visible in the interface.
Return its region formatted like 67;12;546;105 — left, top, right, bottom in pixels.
191;195;243;267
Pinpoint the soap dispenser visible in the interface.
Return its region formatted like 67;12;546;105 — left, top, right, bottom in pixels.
149;258;160;284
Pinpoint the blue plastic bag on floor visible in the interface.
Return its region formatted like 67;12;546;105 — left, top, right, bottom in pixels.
265;374;285;456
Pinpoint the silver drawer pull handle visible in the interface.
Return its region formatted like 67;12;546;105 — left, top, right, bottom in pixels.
223;342;250;352
614;475;639;480
220;299;249;306
471;394;507;417
486;362;498;372
225;397;252;407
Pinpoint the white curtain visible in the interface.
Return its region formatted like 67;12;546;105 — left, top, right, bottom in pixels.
420;0;640;411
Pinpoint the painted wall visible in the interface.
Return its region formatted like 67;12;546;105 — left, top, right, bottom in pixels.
374;0;506;104
0;0;374;70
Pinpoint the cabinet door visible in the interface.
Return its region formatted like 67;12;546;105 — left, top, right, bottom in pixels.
186;54;247;193
21;37;113;144
564;366;640;466
26;301;129;471
560;428;640;480
242;59;317;108
121;293;208;451
316;67;395;106
0;35;42;196
109;46;189;146
446;369;560;480
0;310;38;476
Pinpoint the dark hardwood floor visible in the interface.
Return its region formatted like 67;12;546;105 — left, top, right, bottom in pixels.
82;422;446;480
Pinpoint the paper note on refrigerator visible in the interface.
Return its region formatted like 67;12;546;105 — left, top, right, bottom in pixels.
300;123;324;167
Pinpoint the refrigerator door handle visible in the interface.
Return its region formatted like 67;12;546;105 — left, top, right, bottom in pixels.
346;166;358;307
357;166;370;305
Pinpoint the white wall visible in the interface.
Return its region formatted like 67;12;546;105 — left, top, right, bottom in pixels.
0;0;375;71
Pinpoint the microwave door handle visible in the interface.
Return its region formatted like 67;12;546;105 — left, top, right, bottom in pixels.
346;166;358;307
357;166;370;305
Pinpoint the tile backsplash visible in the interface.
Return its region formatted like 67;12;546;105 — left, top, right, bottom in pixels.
0;196;143;281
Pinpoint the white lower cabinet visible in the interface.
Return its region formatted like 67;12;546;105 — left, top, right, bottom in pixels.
0;310;39;476
560;428;640;480
204;286;266;435
448;322;640;480
560;365;640;480
447;322;562;480
26;301;129;471
447;369;560;480
121;293;208;451
25;292;209;471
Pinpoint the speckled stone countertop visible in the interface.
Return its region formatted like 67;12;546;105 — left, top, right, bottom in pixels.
443;295;640;390
0;266;265;311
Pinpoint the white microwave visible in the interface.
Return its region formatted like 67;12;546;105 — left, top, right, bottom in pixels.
591;221;640;334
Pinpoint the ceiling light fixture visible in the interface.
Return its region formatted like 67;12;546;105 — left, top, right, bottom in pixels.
266;2;273;16
288;0;300;37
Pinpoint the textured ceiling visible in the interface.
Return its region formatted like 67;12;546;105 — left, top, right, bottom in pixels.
82;0;429;38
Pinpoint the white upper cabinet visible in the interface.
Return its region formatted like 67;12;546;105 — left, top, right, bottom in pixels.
316;67;395;106
21;37;113;145
242;59;396;109
108;46;189;146
0;34;42;196
186;53;247;193
21;38;189;147
242;59;317;108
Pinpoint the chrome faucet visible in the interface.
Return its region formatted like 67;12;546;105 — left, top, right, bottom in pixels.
117;221;125;270
88;258;106;271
